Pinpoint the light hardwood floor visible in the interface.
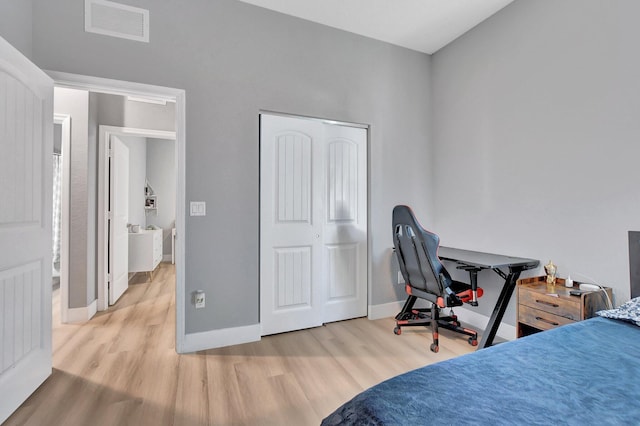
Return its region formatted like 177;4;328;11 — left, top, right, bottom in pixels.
5;263;476;426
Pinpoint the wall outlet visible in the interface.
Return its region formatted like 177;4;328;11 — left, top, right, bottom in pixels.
194;290;205;309
397;271;405;285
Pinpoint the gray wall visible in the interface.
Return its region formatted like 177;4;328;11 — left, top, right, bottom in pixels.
54;87;93;308
88;92;98;304
146;138;176;256
432;0;640;322
0;0;32;59
11;0;635;337
31;0;433;333
95;93;175;132
53;123;62;154
118;135;147;229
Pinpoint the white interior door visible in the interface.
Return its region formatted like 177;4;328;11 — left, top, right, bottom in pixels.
260;114;367;336
0;36;54;423
322;124;368;323
108;135;129;305
260;116;324;335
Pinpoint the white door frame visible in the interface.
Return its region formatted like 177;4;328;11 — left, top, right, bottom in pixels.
98;126;176;310
46;70;188;353
54;113;71;323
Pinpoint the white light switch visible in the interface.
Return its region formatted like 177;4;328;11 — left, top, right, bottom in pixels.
190;201;206;216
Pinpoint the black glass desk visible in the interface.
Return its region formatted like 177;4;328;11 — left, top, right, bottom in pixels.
438;246;539;349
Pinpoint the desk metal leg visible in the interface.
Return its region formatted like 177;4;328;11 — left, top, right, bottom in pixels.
478;269;522;349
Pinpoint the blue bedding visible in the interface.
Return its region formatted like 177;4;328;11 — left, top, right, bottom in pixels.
322;317;640;425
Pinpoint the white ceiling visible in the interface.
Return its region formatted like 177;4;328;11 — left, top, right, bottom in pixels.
235;0;514;54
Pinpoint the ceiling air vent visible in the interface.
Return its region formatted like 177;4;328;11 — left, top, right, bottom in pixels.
85;0;149;42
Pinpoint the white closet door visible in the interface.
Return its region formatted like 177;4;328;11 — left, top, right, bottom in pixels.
260;115;324;335
0;35;54;423
260;114;367;336
321;124;368;323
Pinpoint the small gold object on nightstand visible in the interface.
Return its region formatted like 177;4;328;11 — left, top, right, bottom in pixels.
544;260;557;284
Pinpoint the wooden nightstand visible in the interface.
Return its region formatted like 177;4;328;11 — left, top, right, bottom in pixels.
517;276;613;338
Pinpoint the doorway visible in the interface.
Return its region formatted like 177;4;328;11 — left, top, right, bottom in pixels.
260;113;369;336
97;126;177;309
49;70;188;352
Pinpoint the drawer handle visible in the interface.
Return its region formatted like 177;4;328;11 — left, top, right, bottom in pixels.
535;316;559;326
535;299;559;308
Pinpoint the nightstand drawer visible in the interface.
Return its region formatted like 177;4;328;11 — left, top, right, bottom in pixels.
517;276;613;338
518;305;575;331
518;287;580;320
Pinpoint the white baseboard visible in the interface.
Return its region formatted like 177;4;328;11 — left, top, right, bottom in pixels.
65;299;98;323
179;304;516;353
162;254;172;262
452;307;516;341
368;300;404;320
182;323;261;353
367;301;516;342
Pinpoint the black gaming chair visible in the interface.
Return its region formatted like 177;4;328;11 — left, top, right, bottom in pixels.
392;205;483;352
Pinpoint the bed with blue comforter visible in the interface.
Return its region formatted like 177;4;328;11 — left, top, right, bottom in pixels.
322;306;640;425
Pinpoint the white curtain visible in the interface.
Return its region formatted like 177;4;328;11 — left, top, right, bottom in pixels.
52;154;62;275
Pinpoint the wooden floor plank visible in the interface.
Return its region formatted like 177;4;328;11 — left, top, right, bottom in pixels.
5;263;476;425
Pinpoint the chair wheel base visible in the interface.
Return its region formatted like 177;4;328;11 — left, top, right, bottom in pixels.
468;337;478;346
430;343;439;353
393;326;402;335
